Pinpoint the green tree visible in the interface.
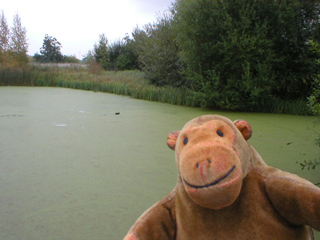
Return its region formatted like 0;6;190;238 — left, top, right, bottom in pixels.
173;0;320;110
10;13;28;66
93;33;109;70
108;34;139;71
0;10;10;66
133;12;187;87
108;39;124;70
116;51;138;70
0;12;28;67
0;11;10;52
82;50;94;64
91;33;139;71
117;33;139;70
34;34;64;63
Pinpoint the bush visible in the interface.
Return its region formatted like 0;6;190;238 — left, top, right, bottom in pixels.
133;13;189;88
63;55;81;63
173;0;320;111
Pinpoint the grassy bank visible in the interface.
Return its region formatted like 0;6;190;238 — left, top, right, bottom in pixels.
0;64;309;115
0;65;205;108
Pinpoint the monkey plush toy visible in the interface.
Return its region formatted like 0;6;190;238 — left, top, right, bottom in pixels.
124;115;320;240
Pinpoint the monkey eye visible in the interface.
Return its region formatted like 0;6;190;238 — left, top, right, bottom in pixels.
183;137;188;145
217;130;224;137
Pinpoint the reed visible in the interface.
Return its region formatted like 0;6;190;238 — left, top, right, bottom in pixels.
0;65;309;114
271;98;309;115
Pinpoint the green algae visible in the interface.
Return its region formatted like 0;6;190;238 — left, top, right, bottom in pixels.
0;87;319;240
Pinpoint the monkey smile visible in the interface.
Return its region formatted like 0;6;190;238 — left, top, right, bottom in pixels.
184;165;236;189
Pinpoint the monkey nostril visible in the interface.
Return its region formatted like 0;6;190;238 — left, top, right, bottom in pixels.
217;130;224;137
196;160;211;169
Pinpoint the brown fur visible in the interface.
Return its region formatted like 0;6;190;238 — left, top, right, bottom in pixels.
124;115;320;240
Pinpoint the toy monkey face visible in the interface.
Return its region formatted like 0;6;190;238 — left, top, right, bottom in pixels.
167;116;252;210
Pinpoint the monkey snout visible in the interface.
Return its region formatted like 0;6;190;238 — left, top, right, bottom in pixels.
195;159;212;169
195;159;213;183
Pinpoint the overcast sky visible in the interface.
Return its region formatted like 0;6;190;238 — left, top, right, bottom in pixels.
1;0;174;59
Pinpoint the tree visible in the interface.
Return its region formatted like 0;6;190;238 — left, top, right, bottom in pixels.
10;13;28;65
82;50;94;64
0;11;10;66
34;34;64;63
0;11;10;52
117;33;139;70
0;11;28;67
108;39;124;70
107;34;139;71
90;33;138;71
93;33;109;70
173;0;320;110
133;12;187;87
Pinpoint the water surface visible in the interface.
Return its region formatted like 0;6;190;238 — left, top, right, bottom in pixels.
1;87;319;239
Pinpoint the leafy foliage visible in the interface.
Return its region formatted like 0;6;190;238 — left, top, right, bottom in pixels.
108;37;138;71
82;0;320;113
63;55;81;63
93;34;109;70
115;34;139;71
0;11;28;67
90;33;138;71
0;11;10;66
132;13;188;87
307;41;320;117
33;34;64;63
10;13;28;65
305;40;320;171
0;11;10;52
299;160;320;171
173;0;320;110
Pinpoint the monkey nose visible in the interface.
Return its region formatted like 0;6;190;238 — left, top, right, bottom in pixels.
196;159;212;183
196;159;212;168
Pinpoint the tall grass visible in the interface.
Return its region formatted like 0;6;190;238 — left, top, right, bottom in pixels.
0;65;205;108
271;98;309;115
0;65;309;114
252;96;309;115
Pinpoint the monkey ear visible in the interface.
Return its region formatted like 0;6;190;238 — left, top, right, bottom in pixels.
167;131;180;150
233;120;252;140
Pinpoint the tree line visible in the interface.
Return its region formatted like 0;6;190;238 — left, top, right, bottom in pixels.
83;33;139;71
129;0;320;111
82;0;320;112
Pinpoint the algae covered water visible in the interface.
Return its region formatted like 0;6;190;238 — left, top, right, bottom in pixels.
1;87;319;240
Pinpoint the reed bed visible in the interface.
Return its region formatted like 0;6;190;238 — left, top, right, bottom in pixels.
0;65;205;108
0;65;309;114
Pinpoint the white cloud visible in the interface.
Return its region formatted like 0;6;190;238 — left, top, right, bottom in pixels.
1;0;173;58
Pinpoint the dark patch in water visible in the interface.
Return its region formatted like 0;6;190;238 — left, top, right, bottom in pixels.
0;114;24;117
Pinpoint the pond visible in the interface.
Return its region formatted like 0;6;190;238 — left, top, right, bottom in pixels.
1;87;319;240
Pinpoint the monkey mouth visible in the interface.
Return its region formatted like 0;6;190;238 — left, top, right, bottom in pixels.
184;165;236;189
